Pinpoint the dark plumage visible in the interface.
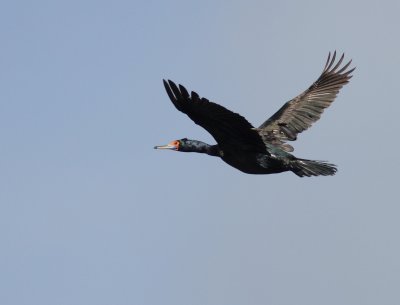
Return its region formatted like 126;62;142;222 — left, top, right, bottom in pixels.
155;52;355;177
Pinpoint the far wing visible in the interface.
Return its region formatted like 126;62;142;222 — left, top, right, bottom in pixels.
257;52;355;152
163;80;266;153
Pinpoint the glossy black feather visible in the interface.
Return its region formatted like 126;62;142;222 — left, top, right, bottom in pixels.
163;79;266;153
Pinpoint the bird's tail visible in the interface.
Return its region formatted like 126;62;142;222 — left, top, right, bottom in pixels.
289;158;337;177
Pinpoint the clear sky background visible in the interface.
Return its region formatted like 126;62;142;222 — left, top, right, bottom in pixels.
1;1;399;305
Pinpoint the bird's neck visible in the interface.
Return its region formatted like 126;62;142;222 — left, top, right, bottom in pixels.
183;140;221;157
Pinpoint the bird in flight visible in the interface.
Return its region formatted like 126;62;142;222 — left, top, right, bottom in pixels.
155;52;354;177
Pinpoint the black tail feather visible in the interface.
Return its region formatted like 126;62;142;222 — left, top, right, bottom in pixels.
290;158;337;177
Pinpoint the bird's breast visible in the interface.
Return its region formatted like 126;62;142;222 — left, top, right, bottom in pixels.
221;151;287;175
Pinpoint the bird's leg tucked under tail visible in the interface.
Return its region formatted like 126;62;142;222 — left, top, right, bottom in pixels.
289;158;337;177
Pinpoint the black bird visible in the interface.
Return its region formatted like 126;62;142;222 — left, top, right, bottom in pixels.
155;52;354;177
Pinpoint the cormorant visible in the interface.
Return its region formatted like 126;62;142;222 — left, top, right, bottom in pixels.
155;52;354;177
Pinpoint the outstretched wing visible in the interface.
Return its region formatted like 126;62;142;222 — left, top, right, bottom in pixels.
257;52;355;152
163;80;266;153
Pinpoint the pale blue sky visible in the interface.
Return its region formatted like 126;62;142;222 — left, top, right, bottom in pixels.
1;1;399;305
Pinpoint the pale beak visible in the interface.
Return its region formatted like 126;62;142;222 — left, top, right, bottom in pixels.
154;143;178;150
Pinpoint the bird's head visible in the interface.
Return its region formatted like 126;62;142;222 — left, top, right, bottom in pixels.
154;138;192;152
154;138;216;154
